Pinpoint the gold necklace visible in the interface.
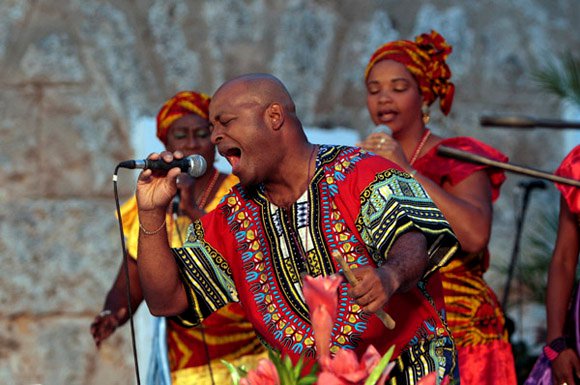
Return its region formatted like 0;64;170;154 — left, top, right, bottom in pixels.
265;145;317;274
297;144;317;269
409;129;431;165
265;144;317;208
287;144;317;274
305;144;317;191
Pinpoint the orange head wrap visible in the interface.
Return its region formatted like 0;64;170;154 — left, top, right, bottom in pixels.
364;30;455;115
156;91;211;145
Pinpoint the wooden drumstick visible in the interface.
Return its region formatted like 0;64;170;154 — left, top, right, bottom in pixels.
332;251;396;330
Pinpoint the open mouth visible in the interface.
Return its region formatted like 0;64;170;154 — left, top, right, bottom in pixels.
378;109;397;122
223;147;242;170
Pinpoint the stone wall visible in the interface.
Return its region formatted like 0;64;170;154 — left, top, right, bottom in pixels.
1;0;578;383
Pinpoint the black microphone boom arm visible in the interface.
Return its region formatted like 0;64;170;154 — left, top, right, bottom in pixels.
437;146;580;187
480;115;580;129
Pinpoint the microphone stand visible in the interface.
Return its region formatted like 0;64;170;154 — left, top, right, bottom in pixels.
500;182;544;309
436;146;580;331
437;146;580;187
480;115;580;129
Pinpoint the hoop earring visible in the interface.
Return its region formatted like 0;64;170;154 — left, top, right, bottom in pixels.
421;104;430;125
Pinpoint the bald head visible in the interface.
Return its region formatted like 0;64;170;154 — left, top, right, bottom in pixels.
213;73;296;114
208;73;311;190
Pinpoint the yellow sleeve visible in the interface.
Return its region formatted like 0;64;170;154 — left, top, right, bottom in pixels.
119;174;239;258
204;174;239;212
119;195;181;258
118;195;140;260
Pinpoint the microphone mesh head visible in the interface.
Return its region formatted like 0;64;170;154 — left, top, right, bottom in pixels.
187;155;207;177
373;125;392;136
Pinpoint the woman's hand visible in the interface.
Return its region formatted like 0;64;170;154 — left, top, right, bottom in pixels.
175;173;195;212
357;132;411;170
175;173;207;220
552;349;580;385
90;308;127;348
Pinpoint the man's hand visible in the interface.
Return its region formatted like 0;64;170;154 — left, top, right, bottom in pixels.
348;265;397;313
136;151;184;213
347;231;428;313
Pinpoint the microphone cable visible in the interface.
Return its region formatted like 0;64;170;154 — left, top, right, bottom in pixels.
112;165;142;385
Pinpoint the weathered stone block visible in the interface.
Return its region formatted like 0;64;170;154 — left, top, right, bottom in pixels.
0;317;136;385
0;199;121;315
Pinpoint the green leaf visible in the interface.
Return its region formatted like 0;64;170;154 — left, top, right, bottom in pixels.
297;373;319;385
532;53;580;108
364;345;395;385
228;348;319;385
221;359;244;385
292;355;305;379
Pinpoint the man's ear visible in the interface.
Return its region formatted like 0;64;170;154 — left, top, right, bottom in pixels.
266;103;284;130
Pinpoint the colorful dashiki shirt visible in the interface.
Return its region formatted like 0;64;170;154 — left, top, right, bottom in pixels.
173;145;460;384
414;137;517;384
120;174;266;385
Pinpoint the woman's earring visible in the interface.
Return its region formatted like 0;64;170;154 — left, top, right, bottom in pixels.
421;104;430;125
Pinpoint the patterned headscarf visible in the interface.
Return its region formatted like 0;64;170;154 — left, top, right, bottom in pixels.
156;91;211;145
365;30;455;115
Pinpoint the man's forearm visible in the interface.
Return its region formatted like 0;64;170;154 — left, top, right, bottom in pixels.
137;210;189;316
381;230;428;293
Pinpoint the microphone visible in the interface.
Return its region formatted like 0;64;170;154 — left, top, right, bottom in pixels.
373;125;392;135
518;180;547;190
480;115;580;129
118;154;207;177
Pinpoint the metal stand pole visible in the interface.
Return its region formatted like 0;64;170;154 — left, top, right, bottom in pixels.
501;182;545;308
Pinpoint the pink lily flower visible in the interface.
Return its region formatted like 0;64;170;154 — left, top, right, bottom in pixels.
317;344;389;384
302;274;343;358
240;358;280;385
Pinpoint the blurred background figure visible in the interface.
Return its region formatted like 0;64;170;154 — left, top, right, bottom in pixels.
525;145;580;385
358;30;517;385
90;91;265;385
